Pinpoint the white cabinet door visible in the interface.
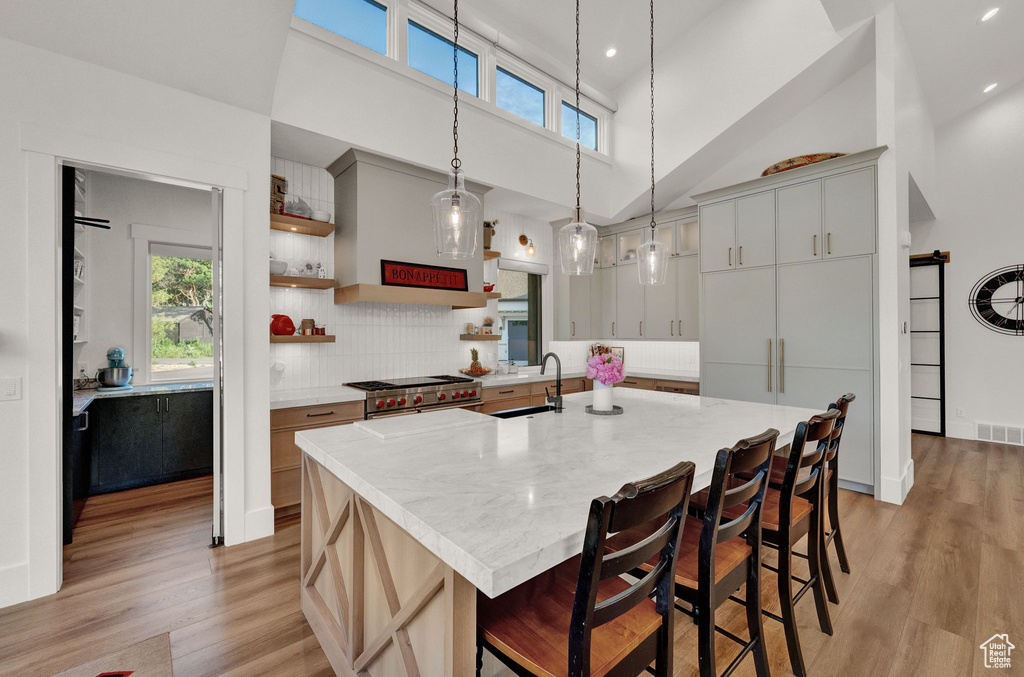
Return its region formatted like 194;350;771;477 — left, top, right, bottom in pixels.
644;258;677;339
590;270;604;337
699;201;735;273
597;236;617;269
597;267;616;338
568;274;591;339
735;191;776;268
824;168;875;258
675;218;699;255
615;266;644;338
675;255;700;340
617;229;645;265
702;267;776;403
776;179;822;264
776;256;874;486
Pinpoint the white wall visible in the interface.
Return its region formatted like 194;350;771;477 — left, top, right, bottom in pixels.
911;78;1024;440
0;36;272;608
78;172;212;379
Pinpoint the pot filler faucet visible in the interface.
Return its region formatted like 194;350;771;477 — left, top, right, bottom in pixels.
540;352;563;413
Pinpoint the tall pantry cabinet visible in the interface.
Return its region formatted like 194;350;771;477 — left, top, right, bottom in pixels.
695;147;885;494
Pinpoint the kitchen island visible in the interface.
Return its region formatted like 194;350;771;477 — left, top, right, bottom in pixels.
294;388;818;676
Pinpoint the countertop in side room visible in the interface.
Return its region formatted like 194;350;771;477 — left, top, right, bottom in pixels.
296;389;813;598
72;381;213;416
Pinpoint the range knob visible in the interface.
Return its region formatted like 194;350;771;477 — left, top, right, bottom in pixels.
398;397;407;405
462;391;470;398
470;389;477;396
452;391;461;399
376;400;385;409
414;395;423;404
387;399;396;407
438;393;446;401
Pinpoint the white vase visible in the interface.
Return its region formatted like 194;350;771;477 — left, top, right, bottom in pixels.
593;381;613;412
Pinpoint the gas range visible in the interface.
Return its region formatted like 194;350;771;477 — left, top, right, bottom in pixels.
344;375;482;418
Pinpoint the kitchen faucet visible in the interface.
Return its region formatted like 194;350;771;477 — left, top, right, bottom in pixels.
540;352;563;412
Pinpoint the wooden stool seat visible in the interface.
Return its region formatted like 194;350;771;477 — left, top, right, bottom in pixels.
606;515;752;589
690;486;813;532
478;555;662;677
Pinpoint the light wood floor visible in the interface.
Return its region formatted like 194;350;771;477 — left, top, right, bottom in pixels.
0;435;1019;676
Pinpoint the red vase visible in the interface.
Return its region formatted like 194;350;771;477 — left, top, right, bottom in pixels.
270;314;295;336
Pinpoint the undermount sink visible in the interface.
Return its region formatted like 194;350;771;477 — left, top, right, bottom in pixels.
488;404;557;419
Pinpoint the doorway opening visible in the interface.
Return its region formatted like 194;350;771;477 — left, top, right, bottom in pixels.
62;165;225;562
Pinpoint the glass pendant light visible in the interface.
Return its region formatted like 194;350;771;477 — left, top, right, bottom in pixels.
637;0;668;286
558;0;598;276
431;0;480;259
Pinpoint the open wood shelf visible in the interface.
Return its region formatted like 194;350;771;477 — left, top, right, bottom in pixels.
270;275;335;290
483;250;500;260
334;284;501;309
460;334;501;341
270;334;336;344
270;213;335;237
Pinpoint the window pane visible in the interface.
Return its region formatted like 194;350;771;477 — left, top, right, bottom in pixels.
561;102;598;151
497;269;542;366
496;67;545;126
294;0;387;55
151;254;214;382
408;21;478;96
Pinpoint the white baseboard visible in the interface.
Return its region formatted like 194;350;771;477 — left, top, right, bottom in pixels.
879;458;915;505
244;505;275;542
946;421;975;441
0;562;29;609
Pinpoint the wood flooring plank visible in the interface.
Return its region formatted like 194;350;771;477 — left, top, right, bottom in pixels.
973;543;1024;677
885;617;975;677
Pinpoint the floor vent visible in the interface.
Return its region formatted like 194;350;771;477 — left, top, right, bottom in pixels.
977;422;1024;446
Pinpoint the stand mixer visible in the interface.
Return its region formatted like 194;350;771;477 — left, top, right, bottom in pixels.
96;346;133;391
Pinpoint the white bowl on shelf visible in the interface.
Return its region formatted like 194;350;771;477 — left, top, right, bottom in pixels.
311;210;331;222
270;259;288;275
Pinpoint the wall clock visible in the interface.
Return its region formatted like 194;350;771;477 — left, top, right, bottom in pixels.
969;265;1024;336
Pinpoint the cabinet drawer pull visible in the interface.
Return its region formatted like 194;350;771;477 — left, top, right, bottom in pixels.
78;411;89;432
572;321;575;337
639;321;643;336
779;338;785;394
728;247;732;266
306;411;335;418
166;397;169;412
827;232;831;255
813;233;817;256
767;338;772;392
612;321;615;336
156;398;160;414
670;320;674;336
738;245;743;265
498;390;516;395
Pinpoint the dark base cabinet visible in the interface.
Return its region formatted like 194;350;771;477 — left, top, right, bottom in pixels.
89;391;213;495
63;413;93;544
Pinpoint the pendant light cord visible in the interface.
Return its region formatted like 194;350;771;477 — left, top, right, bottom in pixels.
649;0;656;232
451;0;461;172
575;0;582;211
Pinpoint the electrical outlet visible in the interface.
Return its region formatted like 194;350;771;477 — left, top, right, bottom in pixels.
0;377;22;401
78;361;88;376
956;407;966;418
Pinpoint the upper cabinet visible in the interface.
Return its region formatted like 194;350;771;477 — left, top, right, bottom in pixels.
596;236;617;268
776;167;877;264
735;192;775;268
673;219;699;256
617;229;645;265
823;168;876;259
699;201;736;273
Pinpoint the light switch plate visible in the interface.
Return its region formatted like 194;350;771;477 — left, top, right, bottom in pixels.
0;377;22;401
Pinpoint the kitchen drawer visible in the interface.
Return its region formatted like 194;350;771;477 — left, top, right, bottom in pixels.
271;429;305;471
529;379;585;397
615;377;656;390
479;396;533;414
271;466;302;509
482;384;531;402
270;401;363;431
654;379;700;395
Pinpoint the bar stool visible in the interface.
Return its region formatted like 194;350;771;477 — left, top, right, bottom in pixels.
819;393;855;604
609;428;779;677
476;461;696;677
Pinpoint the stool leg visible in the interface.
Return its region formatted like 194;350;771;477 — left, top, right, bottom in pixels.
696;593;717;677
828;472;851;574
778;541;808;677
817;497;840;605
746;559;770;677
475;640;483;677
808;509;834;636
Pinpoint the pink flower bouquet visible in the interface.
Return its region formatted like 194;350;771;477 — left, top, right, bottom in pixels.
587;353;625;386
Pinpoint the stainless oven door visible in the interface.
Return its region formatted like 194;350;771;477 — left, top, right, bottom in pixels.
365;400;481;419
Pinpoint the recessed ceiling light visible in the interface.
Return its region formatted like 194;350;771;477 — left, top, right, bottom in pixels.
984;82;998;93
605;48;617;57
980;7;999;21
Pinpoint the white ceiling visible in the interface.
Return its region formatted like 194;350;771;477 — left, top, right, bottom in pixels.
419;0;727;95
0;0;295;115
897;0;1024;126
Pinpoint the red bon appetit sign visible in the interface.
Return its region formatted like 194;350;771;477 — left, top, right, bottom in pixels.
380;260;468;291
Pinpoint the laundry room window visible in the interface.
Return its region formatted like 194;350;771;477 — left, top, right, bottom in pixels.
496;269;542;366
150;244;214;382
293;0;388;55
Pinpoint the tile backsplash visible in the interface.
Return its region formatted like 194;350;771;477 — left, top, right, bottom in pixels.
547;340;700;375
270;158;334;281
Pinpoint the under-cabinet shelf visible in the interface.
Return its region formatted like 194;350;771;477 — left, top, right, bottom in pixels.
270;275;334;289
460;334;501;341
270;334;336;344
483;250;500;260
270;214;334;237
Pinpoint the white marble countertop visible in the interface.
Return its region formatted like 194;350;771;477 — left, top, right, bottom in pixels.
296;388;816;598
270;385;367;410
477;368;700;388
72;381;213;416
